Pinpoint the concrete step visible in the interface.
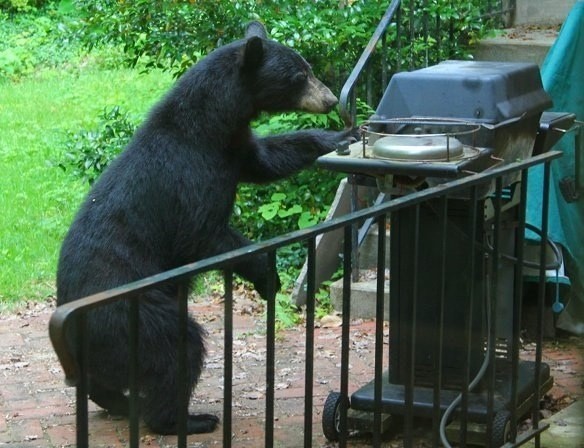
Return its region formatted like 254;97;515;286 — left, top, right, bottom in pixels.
292;179;379;307
473;25;559;66
474;0;577;66
330;270;390;320
525;400;584;448
358;223;391;271
329;222;391;320
514;0;579;26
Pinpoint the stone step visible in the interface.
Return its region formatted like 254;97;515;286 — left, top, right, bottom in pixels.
525;400;584;448
329;271;390;320
328;222;391;320
473;0;580;67
473;25;559;67
514;0;578;26
358;223;391;271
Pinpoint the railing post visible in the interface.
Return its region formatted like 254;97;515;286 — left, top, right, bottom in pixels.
403;204;420;448
508;173;529;442
432;196;448;447
373;214;387;447
460;186;479;446
486;177;504;444
76;312;89;448
224;269;234;448
304;238;317;447
177;281;189;448
339;225;353;448
128;296;140;448
265;251;277;447
533;162;552;447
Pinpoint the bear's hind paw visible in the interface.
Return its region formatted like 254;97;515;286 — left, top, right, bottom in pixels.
187;413;220;434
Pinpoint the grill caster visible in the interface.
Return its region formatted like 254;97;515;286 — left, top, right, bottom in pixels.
322;391;349;442
492;410;512;447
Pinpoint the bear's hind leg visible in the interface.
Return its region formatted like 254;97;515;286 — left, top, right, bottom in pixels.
141;311;219;435
141;371;220;434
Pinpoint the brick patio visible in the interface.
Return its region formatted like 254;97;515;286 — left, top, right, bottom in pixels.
0;296;582;448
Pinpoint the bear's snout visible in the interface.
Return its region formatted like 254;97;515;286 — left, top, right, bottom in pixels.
297;75;338;114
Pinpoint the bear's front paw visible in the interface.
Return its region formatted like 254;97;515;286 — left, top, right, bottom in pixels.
342;126;361;144
323;127;361;156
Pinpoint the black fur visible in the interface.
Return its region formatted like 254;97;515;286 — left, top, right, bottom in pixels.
56;21;353;435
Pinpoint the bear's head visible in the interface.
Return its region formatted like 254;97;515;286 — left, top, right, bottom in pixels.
239;21;338;115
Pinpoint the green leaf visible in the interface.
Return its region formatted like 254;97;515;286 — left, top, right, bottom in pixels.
298;211;318;229
258;202;279;221
277;204;302;218
270;192;286;202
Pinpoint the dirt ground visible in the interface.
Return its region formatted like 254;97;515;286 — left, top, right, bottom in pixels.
0;292;582;447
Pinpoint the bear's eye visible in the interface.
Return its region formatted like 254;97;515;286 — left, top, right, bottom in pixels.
292;72;308;84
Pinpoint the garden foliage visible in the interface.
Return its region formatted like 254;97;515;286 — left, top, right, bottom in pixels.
60;0;497;278
60;106;137;185
0;0;50;12
72;0;494;87
0;6;80;79
0;0;502;309
73;0;389;90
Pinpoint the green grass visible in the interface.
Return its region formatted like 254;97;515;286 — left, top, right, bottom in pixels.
0;67;173;305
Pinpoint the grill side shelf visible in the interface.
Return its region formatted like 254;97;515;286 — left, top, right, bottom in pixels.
317;144;493;178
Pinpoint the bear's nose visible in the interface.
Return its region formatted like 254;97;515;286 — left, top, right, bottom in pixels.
323;93;338;112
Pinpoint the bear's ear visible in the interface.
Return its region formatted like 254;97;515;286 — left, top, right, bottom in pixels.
240;36;264;72
245;21;268;39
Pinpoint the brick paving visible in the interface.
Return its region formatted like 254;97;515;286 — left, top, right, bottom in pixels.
0;296;582;448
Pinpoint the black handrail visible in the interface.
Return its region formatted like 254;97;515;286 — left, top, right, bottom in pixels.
338;0;517;127
339;0;401;126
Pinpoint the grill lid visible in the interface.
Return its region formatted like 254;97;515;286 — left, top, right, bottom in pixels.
375;61;552;124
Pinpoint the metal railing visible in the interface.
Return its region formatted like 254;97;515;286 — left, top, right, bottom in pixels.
49;149;559;447
339;0;516;126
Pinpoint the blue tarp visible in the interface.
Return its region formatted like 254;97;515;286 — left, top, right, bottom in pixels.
526;1;584;334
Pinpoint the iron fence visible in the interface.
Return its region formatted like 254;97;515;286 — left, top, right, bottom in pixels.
50;149;559;447
339;0;516;126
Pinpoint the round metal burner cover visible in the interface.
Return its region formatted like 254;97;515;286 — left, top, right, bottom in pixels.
372;134;464;161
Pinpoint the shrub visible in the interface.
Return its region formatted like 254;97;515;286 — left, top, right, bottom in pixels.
72;0;388;88
72;0;496;91
0;6;82;80
0;0;51;13
59;106;137;184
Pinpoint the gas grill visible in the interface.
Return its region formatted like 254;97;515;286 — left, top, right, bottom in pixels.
319;60;556;188
317;60;575;445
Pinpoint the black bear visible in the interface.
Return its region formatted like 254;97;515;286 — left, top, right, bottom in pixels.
56;21;354;435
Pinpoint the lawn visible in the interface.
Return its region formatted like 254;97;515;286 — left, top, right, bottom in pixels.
0;66;173;306
0;2;342;314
